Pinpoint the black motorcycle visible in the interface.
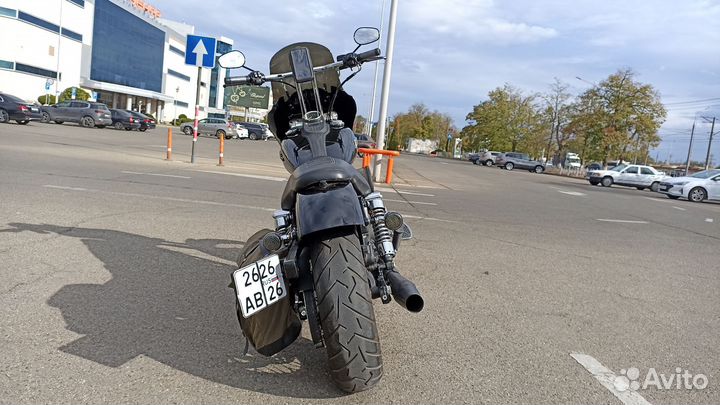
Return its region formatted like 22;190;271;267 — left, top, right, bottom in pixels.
218;27;423;393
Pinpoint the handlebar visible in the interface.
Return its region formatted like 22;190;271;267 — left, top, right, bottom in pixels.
224;48;382;88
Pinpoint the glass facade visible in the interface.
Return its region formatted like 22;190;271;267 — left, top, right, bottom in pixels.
167;69;190;81
209;40;232;108
169;45;184;57
0;6;16;17
67;0;85;7
90;0;164;92
15;63;57;78
0;59;14;70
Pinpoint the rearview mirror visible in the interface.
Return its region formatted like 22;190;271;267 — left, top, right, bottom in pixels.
217;50;246;69
354;27;380;45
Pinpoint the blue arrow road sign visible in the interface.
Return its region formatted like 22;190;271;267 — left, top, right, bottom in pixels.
185;35;216;68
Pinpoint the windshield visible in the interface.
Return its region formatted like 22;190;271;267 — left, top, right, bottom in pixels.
690;169;720;179
269;42;340;104
611;164;627;172
2;93;26;103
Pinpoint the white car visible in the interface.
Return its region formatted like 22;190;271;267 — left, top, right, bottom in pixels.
586;163;667;191
658;169;720;202
234;124;249;139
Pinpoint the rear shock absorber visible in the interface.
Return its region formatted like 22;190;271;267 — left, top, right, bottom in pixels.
366;192;396;262
365;192;395;304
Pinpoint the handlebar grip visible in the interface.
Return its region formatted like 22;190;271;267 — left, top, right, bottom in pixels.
356;48;381;62
224;76;250;87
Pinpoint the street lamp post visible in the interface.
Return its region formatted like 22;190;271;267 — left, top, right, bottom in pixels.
373;0;399;182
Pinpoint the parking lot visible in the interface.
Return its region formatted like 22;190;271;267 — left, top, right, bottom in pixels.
1;122;718;404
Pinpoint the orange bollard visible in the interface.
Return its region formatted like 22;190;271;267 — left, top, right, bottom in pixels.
166;127;172;160
218;135;225;166
385;157;395;184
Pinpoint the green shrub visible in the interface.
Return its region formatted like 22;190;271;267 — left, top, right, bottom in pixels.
58;87;90;102
37;94;56;105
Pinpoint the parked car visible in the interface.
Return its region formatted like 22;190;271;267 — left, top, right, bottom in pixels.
586;163;666;191
127;111;156;132
495;152;545;173
180;118;238;139
355;133;376;149
233;123;250;139
474;151;501;166
0;92;42;124
41;101;113;128
237;121;271;140
658;169;720;202
109;109;141;130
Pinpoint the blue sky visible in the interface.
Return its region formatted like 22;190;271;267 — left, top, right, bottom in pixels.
152;0;720;165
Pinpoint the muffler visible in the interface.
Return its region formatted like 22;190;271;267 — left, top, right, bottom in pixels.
386;270;424;313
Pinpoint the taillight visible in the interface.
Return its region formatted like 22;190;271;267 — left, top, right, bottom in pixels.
129;116;134;123
143;119;150;123
20;105;29;112
95;109;104;114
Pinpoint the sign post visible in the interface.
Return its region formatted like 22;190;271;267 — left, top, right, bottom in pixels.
44;79;54;105
185;34;217;163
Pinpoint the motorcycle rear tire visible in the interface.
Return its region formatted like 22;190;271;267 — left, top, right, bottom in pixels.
310;233;383;393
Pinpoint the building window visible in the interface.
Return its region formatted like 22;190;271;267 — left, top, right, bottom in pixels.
61;28;82;42
0;59;14;70
90;0;164;92
67;0;85;7
15;63;57;79
0;6;17;18
169;45;185;57
18;11;60;33
167;69;190;81
173;100;189;108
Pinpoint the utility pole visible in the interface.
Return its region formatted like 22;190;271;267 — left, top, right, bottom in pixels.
685;120;696;174
704;116;715;170
373;0;398;182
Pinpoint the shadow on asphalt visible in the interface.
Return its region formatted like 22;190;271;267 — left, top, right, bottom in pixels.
1;223;344;399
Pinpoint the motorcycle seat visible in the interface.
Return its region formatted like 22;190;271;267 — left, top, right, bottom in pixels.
281;157;370;210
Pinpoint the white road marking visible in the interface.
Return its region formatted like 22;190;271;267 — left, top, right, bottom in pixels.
596;219;649;224
42;184;458;222
384;199;438;206
43;185;88;191
375;187;435;197
643;196;668;203
402;214;460;223
193;170;286;182
43;185;275;212
672;206;686;211
706;218;714;223
121;171;191;179
570;353;652;405
558;190;587;196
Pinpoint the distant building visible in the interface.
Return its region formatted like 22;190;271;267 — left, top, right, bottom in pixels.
0;0;243;122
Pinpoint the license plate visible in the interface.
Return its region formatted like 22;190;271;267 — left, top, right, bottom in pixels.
233;254;287;318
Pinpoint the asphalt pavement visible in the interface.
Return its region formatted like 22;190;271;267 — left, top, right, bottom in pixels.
0;122;718;404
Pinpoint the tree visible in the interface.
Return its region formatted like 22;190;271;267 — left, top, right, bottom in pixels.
461;84;545;156
353;115;368;134
541;78;573;164
565;69;666;166
388;103;456;151
58;87;90;102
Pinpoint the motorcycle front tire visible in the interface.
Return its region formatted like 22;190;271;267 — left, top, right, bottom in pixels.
310;233;383;393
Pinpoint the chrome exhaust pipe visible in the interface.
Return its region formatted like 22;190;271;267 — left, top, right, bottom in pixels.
386;271;424;313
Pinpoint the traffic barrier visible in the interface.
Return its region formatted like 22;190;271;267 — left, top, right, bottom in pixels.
165;127;172;160
218;135;225;166
358;148;400;184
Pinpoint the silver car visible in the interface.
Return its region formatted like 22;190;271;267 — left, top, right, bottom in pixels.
181;118;238;139
495;152;545;173
587;163;667;191
41;101;113;128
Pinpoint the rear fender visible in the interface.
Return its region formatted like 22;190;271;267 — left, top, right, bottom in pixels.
295;183;364;240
